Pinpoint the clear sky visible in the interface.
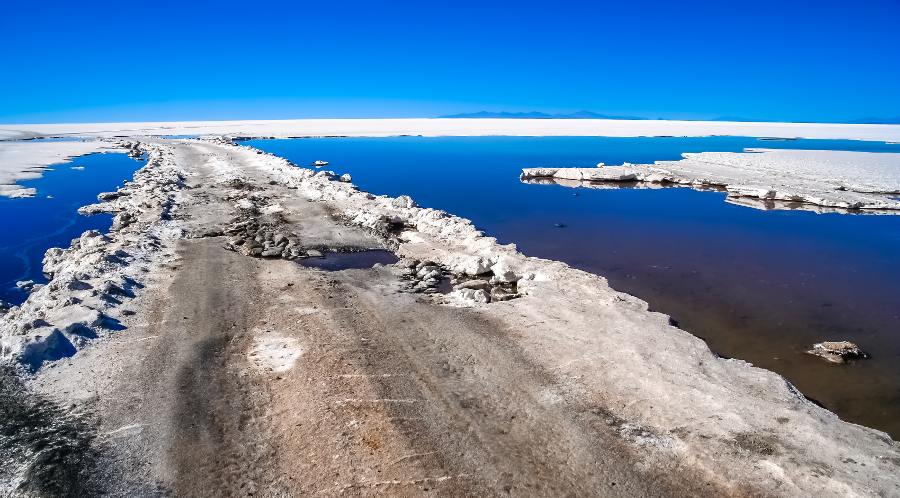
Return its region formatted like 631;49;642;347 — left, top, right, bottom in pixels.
2;0;898;124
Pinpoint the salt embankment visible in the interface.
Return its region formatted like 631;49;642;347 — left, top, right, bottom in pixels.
522;149;900;213
212;138;900;495
0;140;183;368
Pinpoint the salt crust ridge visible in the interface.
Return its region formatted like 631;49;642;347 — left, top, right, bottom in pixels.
0;140;185;369
0;138;897;496
522;149;900;213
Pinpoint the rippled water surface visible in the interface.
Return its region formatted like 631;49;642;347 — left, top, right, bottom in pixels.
246;136;900;437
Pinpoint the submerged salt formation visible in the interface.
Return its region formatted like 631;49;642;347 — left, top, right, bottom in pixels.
806;341;867;364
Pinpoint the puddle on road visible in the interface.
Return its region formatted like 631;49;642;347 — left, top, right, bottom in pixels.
297;250;398;271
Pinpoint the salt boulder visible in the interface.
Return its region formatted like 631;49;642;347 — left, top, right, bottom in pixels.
453;288;491;304
80;230;110;252
726;185;777;199
553;167;637;181
806;341;867;364
521;168;560;178
490;260;520;283
391;195;418;209
457;256;492;276
454;279;491;291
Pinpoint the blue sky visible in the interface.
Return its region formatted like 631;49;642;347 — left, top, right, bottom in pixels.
1;0;898;123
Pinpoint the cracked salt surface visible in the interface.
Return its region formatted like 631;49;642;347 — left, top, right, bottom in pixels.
245;136;900;438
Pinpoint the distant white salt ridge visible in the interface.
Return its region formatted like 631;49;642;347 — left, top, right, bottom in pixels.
521;149;900;214
1;118;898;143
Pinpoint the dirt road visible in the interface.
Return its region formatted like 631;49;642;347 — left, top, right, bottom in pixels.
85;141;713;496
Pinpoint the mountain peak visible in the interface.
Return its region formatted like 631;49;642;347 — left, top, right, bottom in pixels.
438;110;648;120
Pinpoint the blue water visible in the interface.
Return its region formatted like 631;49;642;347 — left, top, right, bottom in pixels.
245;136;900;437
0;152;144;306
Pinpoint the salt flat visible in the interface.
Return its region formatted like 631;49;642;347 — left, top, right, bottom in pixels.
3;119;898;204
2;117;899;142
0;140;127;197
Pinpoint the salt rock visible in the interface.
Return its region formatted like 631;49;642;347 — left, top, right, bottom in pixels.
111;212;132;231
490;288;518;302
725;185;777;199
521;168;560;178
455;279;491;291
454;288;491;304
340;174;352;182
552;167;637;181
80;230;110;252
97;191;127;201
806;341;866;364
421;270;442;281
391;195;418;209
472;289;491;303
395;258;420;269
490;261;519;283
458;256;492;276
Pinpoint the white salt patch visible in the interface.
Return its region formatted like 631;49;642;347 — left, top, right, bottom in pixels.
248;330;303;372
261;203;284;214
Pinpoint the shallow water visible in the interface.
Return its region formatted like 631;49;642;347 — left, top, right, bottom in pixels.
0;152;144;306
297;250;398;271
245;136;900;438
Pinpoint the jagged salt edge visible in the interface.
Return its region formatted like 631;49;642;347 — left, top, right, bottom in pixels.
0;140;187;368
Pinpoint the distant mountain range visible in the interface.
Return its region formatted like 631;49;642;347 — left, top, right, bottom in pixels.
438;111;900;125
709;116;771;122
846;117;900;125
438;110;649;120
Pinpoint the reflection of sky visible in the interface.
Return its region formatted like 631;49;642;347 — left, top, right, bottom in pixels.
0;153;142;305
